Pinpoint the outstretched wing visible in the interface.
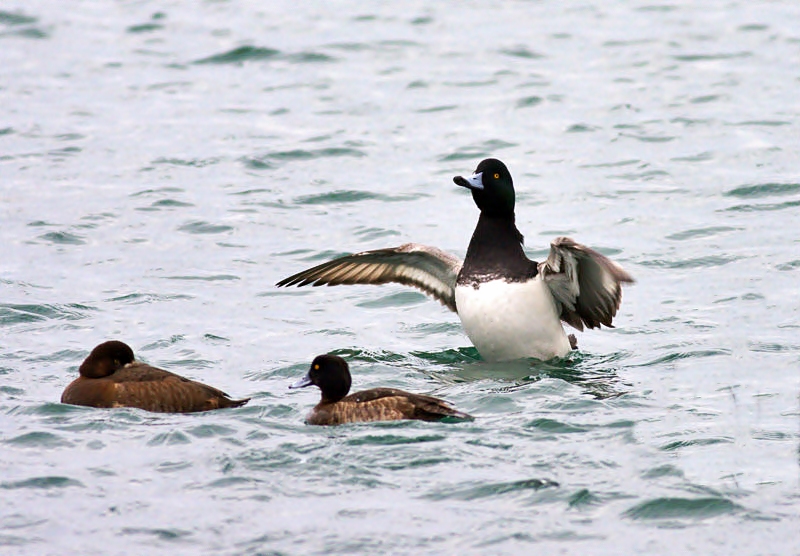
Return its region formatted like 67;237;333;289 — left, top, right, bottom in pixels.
276;243;463;312
539;237;634;331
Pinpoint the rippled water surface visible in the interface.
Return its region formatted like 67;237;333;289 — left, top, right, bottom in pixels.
2;1;799;554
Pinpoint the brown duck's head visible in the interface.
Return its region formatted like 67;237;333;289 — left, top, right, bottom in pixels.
79;341;135;379
289;354;352;403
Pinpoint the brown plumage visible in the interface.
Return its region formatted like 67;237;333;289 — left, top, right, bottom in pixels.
61;341;249;413
289;354;473;425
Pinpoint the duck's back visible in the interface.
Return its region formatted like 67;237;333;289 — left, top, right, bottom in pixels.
61;362;248;413
307;388;472;425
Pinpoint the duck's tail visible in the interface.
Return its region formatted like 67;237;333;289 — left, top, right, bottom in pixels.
221;397;250;409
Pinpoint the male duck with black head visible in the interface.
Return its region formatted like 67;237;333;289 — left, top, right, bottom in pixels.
61;341;249;413
290;354;473;425
278;158;634;362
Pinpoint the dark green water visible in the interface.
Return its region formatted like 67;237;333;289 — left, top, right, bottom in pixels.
1;1;798;554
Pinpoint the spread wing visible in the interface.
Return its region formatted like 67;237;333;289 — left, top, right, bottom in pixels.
538;237;634;331
276;243;463;312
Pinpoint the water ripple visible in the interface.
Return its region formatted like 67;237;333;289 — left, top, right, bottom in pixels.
516;96;543;109
294;190;413;205
638;255;740;268
642;464;684;479
194;46;281;64
0;12;47;39
416;104;457;113
624;497;742;520
186;424;236;439
242;148;366;169
356;292;427;308
723;200;800;212
566;123;599;133
500;46;544;59
105;293;193;305
152;157;220;168
724;183;800;198
729;120;791;127
147;431;191;446
127;13;165;34
439;139;517;161
130;187;184;198
0;10;37;25
425;478;559;501
568;488;601;508
660;437;734;451
632;349;731;367
525;418;589;434
193;46;335;65
0;303;95;325
345;433;446;446
127;23;163;34
119;528;193;542
353;227;401;241
1;477;83;490
673;52;752;61
4;432;73;448
38;231;85;245
177;221;234;234
776;260;800;271
666;226;740;240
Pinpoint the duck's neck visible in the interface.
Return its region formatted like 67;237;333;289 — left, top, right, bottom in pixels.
320;384;349;404
458;213;537;284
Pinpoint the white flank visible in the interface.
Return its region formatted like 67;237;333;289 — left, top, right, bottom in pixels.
455;278;572;362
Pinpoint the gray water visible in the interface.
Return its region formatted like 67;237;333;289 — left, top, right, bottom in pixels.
2;1;799;554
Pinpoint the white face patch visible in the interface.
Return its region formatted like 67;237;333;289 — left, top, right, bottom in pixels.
455;278;571;361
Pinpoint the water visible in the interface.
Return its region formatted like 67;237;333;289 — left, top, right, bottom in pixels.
1;1;799;553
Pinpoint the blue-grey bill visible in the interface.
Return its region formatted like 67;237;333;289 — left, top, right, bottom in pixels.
289;374;313;389
454;172;484;191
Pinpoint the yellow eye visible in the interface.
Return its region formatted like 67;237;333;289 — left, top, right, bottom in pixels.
493;173;500;179
314;364;319;370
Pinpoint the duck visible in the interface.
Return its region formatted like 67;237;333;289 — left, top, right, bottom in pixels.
61;340;250;413
277;158;634;362
289;354;473;425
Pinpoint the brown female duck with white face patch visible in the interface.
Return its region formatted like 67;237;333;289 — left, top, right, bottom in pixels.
289;354;473;425
61;340;249;413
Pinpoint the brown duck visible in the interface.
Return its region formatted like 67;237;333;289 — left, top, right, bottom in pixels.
289;354;473;425
61;341;249;413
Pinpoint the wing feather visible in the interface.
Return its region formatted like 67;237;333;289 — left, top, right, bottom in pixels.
276;243;462;312
111;364;249;412
539;237;634;331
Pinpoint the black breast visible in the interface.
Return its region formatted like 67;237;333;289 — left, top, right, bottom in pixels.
457;214;538;286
